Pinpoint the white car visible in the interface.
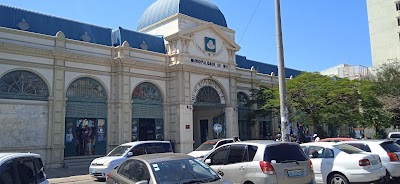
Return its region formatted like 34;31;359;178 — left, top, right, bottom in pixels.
188;138;238;159
388;132;400;139
301;142;385;184
89;141;173;181
0;153;49;184
342;140;400;182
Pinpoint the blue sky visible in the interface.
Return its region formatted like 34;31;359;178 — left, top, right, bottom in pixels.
0;0;371;72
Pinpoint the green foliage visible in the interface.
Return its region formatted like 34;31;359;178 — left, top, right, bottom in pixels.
374;64;400;128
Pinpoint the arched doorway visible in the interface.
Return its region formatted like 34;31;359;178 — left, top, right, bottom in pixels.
65;77;107;157
237;92;251;140
192;79;226;149
131;82;164;141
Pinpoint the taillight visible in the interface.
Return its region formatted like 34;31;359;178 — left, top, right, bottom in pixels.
359;159;371;166
388;152;399;162
106;173;110;181
309;159;313;170
259;161;275;175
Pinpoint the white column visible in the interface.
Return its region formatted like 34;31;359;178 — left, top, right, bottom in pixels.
178;105;194;153
225;107;239;138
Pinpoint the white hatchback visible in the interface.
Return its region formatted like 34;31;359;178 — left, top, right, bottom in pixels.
301;142;385;184
89;141;173;180
342;140;400;182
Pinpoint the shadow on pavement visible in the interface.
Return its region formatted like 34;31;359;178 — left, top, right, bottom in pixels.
46;166;89;179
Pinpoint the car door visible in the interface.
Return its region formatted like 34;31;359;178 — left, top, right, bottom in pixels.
221;144;248;184
321;148;334;184
16;157;38;184
0;159;18;184
205;146;229;177
307;146;325;184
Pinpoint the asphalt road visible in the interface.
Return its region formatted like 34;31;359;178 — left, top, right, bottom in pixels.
48;175;105;184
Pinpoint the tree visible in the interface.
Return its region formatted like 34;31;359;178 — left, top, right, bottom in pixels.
253;72;360;138
375;64;400;129
357;79;391;139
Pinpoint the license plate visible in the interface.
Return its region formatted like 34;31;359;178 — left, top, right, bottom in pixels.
287;169;304;177
371;160;378;165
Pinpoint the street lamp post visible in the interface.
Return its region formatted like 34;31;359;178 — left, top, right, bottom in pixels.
275;0;289;142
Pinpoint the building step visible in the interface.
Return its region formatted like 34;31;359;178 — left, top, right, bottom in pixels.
64;155;104;168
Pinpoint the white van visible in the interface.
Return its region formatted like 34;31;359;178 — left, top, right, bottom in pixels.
89;141;173;181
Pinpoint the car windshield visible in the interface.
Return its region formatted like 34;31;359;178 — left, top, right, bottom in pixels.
264;144;308;163
151;158;220;184
195;141;217;151
107;146;131;156
334;144;363;154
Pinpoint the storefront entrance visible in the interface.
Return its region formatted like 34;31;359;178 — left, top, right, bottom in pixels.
65;77;108;157
65;118;106;157
132;82;164;141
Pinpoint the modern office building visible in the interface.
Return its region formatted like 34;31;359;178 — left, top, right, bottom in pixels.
367;0;400;66
0;1;301;168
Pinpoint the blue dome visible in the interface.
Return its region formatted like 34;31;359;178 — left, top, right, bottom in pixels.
137;0;227;30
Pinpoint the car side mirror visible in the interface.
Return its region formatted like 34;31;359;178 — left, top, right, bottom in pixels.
205;159;211;165
135;180;148;184
127;152;134;157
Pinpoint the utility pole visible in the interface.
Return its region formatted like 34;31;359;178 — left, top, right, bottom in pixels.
275;0;289;142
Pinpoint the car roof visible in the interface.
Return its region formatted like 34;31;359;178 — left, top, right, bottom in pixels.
128;153;193;163
301;142;338;147
341;139;395;144
0;153;41;163
319;138;355;142
229;140;298;146
120;141;171;146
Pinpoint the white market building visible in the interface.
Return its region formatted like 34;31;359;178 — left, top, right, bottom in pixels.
0;0;301;168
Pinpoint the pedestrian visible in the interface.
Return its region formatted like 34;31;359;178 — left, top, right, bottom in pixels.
313;134;320;142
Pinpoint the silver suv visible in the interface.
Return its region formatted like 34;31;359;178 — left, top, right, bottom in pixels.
203;140;315;184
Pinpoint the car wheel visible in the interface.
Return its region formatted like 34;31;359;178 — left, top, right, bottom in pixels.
243;181;254;184
328;174;349;184
382;170;390;184
97;178;106;182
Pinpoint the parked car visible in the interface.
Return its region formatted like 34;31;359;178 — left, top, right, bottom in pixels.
301;142;385;184
106;153;231;184
341;139;400;182
388;132;400;139
89;141;173;181
0;152;49;184
189;138;239;159
318;138;356;143
202;140;315;184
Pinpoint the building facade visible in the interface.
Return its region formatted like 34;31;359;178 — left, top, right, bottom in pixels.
0;1;301;168
367;0;400;66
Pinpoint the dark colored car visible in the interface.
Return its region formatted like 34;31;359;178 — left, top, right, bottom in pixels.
106;153;231;184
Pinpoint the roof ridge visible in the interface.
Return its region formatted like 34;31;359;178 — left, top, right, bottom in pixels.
0;4;112;31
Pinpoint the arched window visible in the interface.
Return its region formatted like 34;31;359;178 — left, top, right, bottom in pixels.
67;77;107;102
132;82;163;103
0;70;49;100
196;86;221;104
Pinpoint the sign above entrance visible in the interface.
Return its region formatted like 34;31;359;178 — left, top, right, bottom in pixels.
190;58;228;69
213;123;223;133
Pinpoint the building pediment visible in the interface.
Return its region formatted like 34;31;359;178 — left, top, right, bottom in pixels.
165;23;240;51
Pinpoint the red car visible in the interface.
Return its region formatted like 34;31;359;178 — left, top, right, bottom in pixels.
318;137;356;142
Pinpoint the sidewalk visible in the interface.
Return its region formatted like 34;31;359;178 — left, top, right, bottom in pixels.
46;166;88;179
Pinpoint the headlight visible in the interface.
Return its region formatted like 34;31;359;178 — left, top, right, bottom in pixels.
103;160;112;167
